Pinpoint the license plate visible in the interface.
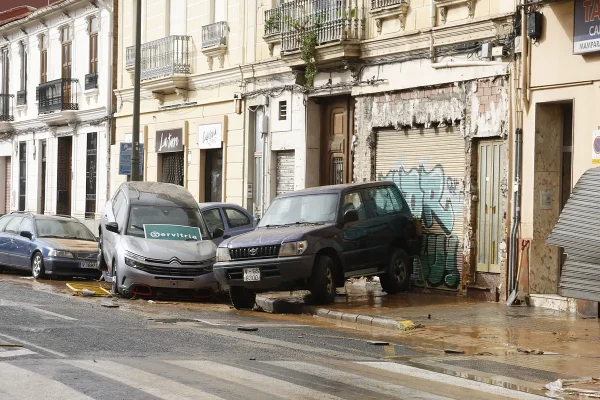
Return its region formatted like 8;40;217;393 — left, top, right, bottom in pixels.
243;268;260;282
81;262;97;269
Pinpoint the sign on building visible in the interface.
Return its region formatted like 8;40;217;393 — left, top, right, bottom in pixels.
118;143;144;175
574;0;600;54
592;130;600;164
156;129;184;153
198;123;223;149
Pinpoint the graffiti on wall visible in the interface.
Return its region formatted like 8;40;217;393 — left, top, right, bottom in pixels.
378;164;463;289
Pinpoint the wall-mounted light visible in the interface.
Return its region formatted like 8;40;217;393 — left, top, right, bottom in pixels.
234;94;243;115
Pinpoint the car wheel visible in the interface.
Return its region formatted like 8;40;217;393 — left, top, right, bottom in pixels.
379;248;411;294
31;252;46;279
309;255;336;304
97;234;107;272
111;261;133;299
229;286;256;310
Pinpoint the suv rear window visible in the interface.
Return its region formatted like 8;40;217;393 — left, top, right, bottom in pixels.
366;186;404;217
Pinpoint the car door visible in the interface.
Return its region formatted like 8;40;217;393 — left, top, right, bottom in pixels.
0;215;13;266
11;217;35;269
3;216;23;267
201;207;226;245
222;206;254;239
340;191;372;274
103;190;125;263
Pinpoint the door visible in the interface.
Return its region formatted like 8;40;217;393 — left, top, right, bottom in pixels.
375;127;465;290
161;152;184;186
320;98;352;186
62;28;72;105
222;206;253;239
11;217;34;268
477;140;505;273
201;207;225;245
0;215;13;265
276;151;295;196
40;141;47;214
3;156;10;214
57;136;73;215
340;191;371;273
205;148;222;202
102;189;125;263
3;216;23;266
18;142;26;211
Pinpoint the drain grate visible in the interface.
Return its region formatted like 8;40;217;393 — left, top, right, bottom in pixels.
439;359;573;383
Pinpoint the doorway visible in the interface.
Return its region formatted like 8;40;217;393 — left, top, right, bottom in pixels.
205;148;222;202
160;151;184;186
320;96;352;186
40;141;46;215
56;136;72;215
559;103;573;275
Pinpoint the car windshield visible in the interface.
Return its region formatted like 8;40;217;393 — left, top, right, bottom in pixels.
36;219;97;241
126;205;209;239
258;193;339;227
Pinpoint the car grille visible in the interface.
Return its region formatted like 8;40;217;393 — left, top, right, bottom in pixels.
134;264;212;277
226;265;280;281
229;245;280;260
142;256;215;266
75;252;98;260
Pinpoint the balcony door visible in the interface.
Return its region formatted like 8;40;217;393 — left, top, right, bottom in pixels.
57;136;73;216
61;26;73;106
1;47;8;118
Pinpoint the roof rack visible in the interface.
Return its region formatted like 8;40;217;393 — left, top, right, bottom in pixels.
54;214;76;219
10;211;29;214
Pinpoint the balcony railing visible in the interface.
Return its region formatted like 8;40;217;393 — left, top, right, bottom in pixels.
16;90;26;106
126;35;191;81
280;0;365;52
264;8;282;36
202;21;228;48
85;73;98;90
0;94;14;121
371;0;403;7
37;78;79;115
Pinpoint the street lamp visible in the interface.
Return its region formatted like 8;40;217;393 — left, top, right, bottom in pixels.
130;0;142;181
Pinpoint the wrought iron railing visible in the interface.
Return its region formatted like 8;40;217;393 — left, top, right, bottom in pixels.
264;8;282;36
85;73;98;90
37;78;79;115
126;35;191;81
202;21;228;48
16;90;26;106
0;94;14;121
371;0;403;8
280;0;365;52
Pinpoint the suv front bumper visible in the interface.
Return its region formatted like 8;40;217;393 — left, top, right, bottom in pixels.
213;254;315;291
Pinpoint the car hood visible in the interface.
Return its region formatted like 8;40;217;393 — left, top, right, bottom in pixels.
121;235;216;261
224;224;335;248
38;238;98;252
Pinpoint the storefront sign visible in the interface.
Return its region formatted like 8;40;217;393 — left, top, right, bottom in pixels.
118;143;144;175
574;0;600;54
143;224;201;241
198;123;223;149
156;129;183;153
592;130;600;164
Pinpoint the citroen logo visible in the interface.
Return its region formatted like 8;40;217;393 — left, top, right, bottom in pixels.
249;248;258;256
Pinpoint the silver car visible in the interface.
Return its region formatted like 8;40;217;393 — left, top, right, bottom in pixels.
98;182;223;299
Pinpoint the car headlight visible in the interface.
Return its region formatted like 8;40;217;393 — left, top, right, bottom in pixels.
48;250;74;259
279;241;308;257
124;257;142;268
216;247;231;262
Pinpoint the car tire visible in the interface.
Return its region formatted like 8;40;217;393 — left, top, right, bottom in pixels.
379;248;411;294
31;252;46;280
97;234;107;272
229;286;256;310
309;255;336;304
111;262;134;299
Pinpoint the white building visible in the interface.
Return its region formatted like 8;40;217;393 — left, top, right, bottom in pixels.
0;0;115;232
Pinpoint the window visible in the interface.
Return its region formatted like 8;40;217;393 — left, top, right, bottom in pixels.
258;194;339;227
1;47;8;116
366;186;402;217
0;216;12;232
89;17;99;74
224;208;250;228
61;26;73;80
115;197;128;228
36;219;96;241
168;0;186;36
19;217;33;233
40;34;48;84
202;208;224;233
85;132;98;219
19;41;27;92
213;0;227;22
5;217;23;233
342;192;366;220
18;142;26;211
126;205;209;239
278;101;287;120
112;191;125;216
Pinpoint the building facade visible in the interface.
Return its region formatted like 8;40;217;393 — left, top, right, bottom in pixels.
248;0;516;297
0;0;115;232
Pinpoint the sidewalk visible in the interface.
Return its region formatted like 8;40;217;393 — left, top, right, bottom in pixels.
255;280;600;396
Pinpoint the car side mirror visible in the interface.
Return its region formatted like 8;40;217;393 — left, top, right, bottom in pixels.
343;209;359;223
105;222;119;234
20;231;33;240
212;227;224;239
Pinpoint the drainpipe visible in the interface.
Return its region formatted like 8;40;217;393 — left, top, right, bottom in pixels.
509;129;523;294
521;3;530;110
430;0;435;60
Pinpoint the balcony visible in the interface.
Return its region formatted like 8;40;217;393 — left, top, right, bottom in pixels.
0;94;14;128
277;0;365;67
263;8;282;57
201;21;228;70
37;78;79;115
16;90;26;106
370;0;409;33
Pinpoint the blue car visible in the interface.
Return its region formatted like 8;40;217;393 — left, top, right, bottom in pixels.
198;203;256;246
0;212;100;279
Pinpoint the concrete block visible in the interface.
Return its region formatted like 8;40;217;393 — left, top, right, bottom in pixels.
356;315;374;326
341;313;359;323
325;311;344;320
371;317;400;330
316;308;331;317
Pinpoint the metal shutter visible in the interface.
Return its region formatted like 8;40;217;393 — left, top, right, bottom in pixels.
276;151;295;196
376;127;466;290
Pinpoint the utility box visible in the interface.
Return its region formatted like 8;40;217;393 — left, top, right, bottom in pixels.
527;12;542;40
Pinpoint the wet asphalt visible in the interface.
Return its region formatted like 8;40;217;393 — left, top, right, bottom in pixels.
0;271;549;400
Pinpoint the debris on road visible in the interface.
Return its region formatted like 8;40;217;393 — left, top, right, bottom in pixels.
66;283;111;297
237;327;258;332
546;377;600;398
517;348;544;355
148;300;155;304
101;302;119;308
0;344;24;347
444;349;465;354
368;341;389;346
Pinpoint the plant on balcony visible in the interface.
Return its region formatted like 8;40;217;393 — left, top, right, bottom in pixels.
301;31;317;88
264;10;281;34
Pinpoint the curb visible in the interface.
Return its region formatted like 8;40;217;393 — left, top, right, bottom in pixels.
255;295;423;332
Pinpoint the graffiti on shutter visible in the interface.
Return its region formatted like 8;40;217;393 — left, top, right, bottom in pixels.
276;151;295;196
161;152;184;186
